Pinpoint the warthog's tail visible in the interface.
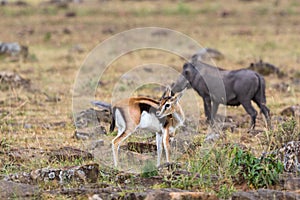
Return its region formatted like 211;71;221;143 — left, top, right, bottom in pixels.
254;73;267;105
91;101;115;132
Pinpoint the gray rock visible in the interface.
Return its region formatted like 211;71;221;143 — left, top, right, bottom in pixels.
191;48;224;63
31;163;99;184
0;180;40;199
74;131;91;140
284;177;300;191
0;71;30;90
248;60;284;77
281;105;300;118
49;146;93;161
75;108;111;129
144;189;218;200
232;189;300;200
258;189;300;200
279;141;300;172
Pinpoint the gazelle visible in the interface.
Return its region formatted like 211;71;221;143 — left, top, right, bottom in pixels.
92;87;185;167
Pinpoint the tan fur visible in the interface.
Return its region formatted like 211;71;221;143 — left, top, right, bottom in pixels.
111;92;185;167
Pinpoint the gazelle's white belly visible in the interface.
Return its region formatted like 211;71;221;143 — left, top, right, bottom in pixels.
138;111;161;132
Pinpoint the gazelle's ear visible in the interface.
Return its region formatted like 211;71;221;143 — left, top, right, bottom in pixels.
165;85;172;97
174;88;186;102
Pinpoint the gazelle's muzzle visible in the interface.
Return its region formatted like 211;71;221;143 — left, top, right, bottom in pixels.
156;110;164;118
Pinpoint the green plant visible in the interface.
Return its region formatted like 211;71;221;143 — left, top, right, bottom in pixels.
217;184;236;199
168;143;237;193
230;146;283;189
176;1;191;15
141;160;158;178
44;32;52;42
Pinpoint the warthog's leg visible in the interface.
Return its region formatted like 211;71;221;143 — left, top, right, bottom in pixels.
240;100;257;130
212;102;219;122
261;105;271;128
255;103;271;128
203;96;212;123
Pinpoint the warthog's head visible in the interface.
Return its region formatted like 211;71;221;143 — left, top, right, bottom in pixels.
171;62;196;93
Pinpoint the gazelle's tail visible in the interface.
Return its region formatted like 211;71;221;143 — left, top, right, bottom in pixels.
91;101;111;109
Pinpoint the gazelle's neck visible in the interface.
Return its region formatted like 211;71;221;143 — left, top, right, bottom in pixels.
172;105;185;127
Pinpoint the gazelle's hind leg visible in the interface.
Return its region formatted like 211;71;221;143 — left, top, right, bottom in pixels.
112;108;130;167
112;130;132;167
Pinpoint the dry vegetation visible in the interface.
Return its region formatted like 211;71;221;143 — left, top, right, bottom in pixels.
0;0;299;199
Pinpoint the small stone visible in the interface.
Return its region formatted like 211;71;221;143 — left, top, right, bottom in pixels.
74;131;91;140
94;140;104;148
280;105;300;118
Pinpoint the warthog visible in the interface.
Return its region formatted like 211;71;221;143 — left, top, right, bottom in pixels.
172;60;271;130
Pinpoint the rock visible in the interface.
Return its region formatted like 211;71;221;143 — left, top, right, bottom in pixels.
145;189;218;200
102;26;116;35
89;194;104;200
49;146;93;161
279;141;300;172
7;147;47;163
283;177;300;190
248;60;284;77
74;126;107;140
0;180;40;199
204;133;220;143
0;71;30;90
191;48;225;63
65;11;76;17
63;27;72;34
257;189;300;200
31;163;99;184
271;82;290;92
124;192;146;200
232;191;257;200
69;44;85;53
4;171;33;184
232;189;300;200
75;108;111;129
74;131;92;140
151;29;169;37
91;139;105;149
280;105;300;118
127;142;157;153
0;42;28;59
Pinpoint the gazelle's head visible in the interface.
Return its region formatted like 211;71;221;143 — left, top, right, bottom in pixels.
156;86;185;118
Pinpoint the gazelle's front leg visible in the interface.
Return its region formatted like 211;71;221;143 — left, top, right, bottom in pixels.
162;128;170;163
156;132;163;167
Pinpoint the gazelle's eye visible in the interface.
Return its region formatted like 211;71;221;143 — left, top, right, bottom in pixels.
165;103;170;108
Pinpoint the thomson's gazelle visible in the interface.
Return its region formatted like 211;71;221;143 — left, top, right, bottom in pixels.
92;87;185;167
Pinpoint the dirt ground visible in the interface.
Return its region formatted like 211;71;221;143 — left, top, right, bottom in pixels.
0;0;299;199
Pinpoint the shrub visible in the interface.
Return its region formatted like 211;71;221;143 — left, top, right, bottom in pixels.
262;118;300;151
230;146;283;189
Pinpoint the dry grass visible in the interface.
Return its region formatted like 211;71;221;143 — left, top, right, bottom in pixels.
0;0;299;198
